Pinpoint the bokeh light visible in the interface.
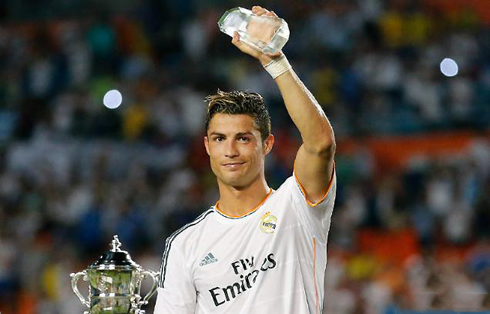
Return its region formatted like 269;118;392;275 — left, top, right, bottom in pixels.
103;89;123;109
440;58;459;77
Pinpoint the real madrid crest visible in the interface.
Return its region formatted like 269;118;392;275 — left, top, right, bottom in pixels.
259;211;278;234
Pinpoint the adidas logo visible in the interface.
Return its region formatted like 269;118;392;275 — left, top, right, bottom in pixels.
199;252;218;266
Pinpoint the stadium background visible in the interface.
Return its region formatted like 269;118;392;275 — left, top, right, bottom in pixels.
0;0;489;312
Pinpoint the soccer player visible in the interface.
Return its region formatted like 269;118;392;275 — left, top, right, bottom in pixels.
154;6;336;314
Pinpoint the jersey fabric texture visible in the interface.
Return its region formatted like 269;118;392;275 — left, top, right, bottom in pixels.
154;170;336;314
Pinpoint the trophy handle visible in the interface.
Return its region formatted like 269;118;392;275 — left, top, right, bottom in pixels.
70;271;90;308
140;270;159;305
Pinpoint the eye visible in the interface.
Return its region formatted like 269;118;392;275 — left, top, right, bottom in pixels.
214;136;225;142
238;136;250;142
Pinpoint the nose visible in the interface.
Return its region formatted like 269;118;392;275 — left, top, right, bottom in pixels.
225;140;239;158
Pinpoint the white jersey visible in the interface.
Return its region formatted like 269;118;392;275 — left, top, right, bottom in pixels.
154;171;336;314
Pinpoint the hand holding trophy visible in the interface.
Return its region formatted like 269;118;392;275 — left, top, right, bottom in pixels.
70;235;159;314
218;6;289;64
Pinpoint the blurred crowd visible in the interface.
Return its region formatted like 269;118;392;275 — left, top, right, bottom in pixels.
0;0;489;312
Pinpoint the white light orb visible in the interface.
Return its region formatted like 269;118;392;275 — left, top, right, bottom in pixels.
103;90;123;109
440;58;458;77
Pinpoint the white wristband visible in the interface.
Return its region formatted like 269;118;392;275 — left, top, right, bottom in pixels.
263;55;292;79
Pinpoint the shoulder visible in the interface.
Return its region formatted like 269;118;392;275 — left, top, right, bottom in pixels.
159;208;215;287
274;176;297;195
272;175;306;200
164;208;215;249
274;171;337;207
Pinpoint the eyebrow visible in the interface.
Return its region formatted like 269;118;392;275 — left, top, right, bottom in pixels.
236;132;254;137
209;132;225;137
208;132;254;137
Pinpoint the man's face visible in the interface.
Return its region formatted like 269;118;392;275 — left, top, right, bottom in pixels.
204;113;273;189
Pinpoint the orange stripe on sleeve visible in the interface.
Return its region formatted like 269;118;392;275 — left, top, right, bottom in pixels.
294;161;335;207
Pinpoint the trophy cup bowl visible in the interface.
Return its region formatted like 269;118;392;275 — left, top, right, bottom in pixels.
71;235;159;314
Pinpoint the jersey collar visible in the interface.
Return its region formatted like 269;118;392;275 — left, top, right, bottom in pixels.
214;188;273;219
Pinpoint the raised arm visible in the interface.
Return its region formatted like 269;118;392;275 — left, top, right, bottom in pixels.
232;6;335;204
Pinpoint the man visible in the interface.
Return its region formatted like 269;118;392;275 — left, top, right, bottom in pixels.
155;6;336;314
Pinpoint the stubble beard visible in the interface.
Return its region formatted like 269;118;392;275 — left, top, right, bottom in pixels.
215;165;263;190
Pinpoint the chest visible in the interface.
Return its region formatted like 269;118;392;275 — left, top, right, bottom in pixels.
188;204;312;304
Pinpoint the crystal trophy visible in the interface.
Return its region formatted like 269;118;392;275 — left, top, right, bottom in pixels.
218;7;289;54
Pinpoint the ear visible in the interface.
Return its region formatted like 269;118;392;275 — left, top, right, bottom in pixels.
263;134;274;155
204;136;210;156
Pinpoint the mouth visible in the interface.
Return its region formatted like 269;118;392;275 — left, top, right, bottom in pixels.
222;162;245;169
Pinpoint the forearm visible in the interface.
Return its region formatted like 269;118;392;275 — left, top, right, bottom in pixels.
231;6;336;200
271;61;336;155
229;5;335;155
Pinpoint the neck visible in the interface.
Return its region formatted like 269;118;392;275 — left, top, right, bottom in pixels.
216;176;270;218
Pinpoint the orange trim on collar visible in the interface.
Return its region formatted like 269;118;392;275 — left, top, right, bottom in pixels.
293;160;335;207
215;188;273;219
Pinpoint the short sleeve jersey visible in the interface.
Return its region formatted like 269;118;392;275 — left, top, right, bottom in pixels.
154;171;336;314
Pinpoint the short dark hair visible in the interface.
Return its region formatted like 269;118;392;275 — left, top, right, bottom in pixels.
205;90;271;142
